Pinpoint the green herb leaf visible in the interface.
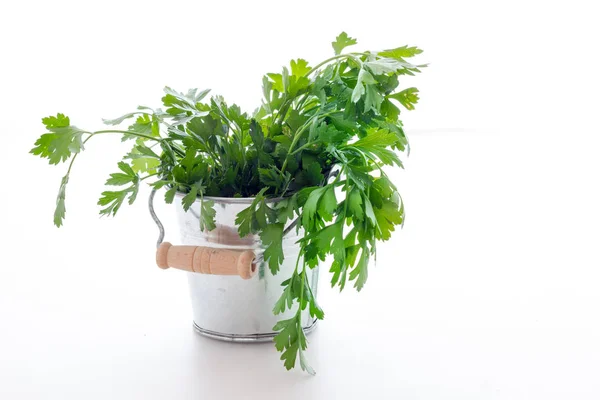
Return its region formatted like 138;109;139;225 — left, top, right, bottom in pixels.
364;59;408;75
273;279;295;315
301;187;326;230
259;167;290;193
349;246;369;291
273;195;297;224
260;223;285;274
42;113;71;128
317;186;337;222
103;111;146;126
125;142;161;174
373;198;403;240
309;295;324;319
122;114;161;141
181;186;198;212
302;162;325;186
98;188;135;216
290;58;311;77
347;128;403;166
332;32;357;55
31;114;85;164
199;198;216;231
378;45;423;60
347;188;364;221
351;68;376;104
164;187;177;204
235;188;272;237
388;87;420;110
273;312;313;373
98;161;140;216
54;176;68;227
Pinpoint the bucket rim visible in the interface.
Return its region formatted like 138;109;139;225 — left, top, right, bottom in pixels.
174;191;285;205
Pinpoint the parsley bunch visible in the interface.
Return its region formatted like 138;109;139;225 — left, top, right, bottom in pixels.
31;32;425;373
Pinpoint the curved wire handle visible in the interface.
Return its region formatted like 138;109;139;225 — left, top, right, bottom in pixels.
149;188;165;249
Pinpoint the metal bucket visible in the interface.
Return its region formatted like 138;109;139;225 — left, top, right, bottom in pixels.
151;191;319;342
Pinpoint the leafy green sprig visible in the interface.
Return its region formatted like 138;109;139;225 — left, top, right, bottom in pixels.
31;32;425;373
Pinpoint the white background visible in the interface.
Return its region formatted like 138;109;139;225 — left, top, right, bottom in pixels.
1;0;599;398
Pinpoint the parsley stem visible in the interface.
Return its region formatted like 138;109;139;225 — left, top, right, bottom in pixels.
306;52;367;76
91;130;161;142
290;141;315;155
342;180;349;217
273;98;288;127
141;172;159;181
296;93;316;114
64;134;95;176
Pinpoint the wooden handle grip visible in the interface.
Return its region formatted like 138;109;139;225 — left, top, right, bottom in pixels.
156;242;257;279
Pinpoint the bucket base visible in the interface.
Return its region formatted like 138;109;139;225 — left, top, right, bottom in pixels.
192;319;318;343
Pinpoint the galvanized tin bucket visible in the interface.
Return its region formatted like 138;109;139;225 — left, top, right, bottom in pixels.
150;190;318;342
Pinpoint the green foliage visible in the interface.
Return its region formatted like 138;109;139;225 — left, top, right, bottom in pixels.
332;32;357;55
272;268;322;375
260;223;285;274
31;114;85;165
378;45;424;60
98;162;139;216
31;32;425;374
388;87;420;110
54;176;68;227
125;141;161;173
234;188;276;237
199;198;216;232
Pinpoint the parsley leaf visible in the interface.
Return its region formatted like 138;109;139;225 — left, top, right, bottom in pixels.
42;113;70;128
98;162;139;216
301;187;326;230
260;223;285;274
124;142;161;174
98;190;130;216
290;59;311;77
346;128;403;167
347;188;364;221
351;68;377;104
378;45;423;60
273;276;295;315
181;186;198;212
349;246;369;291
199;198;216;231
31;114;86;164
388;87;420;110
54;176;68;227
302;161;325;187
235;188;275;237
317;186;337;222
164;187;177;204
272;270;318;375
273;315;303;370
332;32;357;55
372;197;404;240
103;110;149;126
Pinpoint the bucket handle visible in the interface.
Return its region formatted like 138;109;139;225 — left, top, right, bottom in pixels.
148;188;257;279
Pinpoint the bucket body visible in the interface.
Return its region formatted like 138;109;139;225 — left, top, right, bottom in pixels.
174;195;318;342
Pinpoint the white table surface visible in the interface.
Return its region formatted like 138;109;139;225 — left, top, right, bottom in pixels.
2;130;599;399
2;1;600;398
